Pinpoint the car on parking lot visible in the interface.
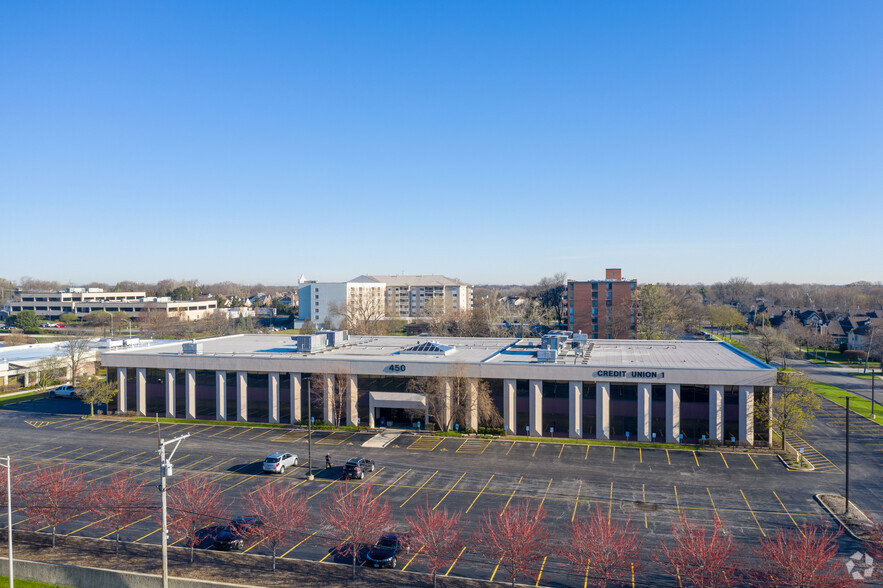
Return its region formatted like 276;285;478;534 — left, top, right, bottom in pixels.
213;516;262;551
365;533;409;568
49;385;79;398
262;451;298;474
342;457;375;480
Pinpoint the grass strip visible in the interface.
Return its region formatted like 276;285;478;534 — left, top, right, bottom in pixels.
0;577;73;588
0;391;49;406
810;382;883;426
129;416;365;431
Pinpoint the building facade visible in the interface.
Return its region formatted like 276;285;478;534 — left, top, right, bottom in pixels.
101;332;775;446
567;269;638;339
3;288;217;321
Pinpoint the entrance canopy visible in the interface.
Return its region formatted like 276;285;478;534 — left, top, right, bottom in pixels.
368;391;426;410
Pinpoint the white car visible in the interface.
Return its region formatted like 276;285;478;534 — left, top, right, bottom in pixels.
262;452;298;474
49;385;79;398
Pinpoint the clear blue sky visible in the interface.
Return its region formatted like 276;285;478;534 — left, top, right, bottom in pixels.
2;2;881;287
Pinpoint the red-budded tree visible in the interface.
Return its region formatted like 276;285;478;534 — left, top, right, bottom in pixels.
753;523;852;587
475;501;550;588
89;471;155;553
564;505;643;587
22;464;87;547
241;482;312;571
404;499;465;588
321;482;394;579
166;474;229;563
867;509;883;562
656;512;741;587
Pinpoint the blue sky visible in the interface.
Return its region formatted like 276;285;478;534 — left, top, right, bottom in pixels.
2;2;881;286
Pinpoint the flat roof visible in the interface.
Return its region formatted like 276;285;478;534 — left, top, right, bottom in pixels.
103;335;773;372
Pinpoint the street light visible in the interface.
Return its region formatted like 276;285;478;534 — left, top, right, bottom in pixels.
1;456;12;588
155;417;190;588
306;376;314;481
840;396;850;515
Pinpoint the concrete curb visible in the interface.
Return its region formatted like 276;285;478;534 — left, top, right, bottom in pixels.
777;453;815;471
815;493;871;540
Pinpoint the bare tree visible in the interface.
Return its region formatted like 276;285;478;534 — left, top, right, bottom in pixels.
656;512;741;587
407;366;501;432
34;355;66;391
321;482;394;579
404;499;465;588
166;474;230;563
756;371;820;450
63;337;93;388
311;371;352;427
750;326;793;365
241;483;312;571
563;505;643;587
475;500;550;588
88;471;154;553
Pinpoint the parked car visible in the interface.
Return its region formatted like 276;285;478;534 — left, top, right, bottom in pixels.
365;533;409;568
213;517;262;551
342;457;375;480
49;385;78;398
262;451;298;474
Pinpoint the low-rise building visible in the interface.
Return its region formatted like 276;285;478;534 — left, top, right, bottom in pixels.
3;288;217;321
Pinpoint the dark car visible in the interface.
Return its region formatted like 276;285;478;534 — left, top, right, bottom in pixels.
366;533;409;568
342;457;375;480
213;517;262;551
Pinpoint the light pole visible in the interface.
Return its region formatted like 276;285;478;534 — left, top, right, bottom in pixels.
156;417;190;588
840;396;850;515
306;377;314;480
1;456;12;588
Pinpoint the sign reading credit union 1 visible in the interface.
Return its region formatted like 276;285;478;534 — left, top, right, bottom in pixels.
594;370;664;379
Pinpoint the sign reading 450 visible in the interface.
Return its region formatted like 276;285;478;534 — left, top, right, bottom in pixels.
385;364;407;373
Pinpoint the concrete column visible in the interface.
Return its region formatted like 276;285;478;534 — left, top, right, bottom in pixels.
528;380;542;437
666;384;681;444
467;379;479;431
136;368;146;417
709;385;724;442
442;378;453;430
503;379;516;435
596;382;610;440
165;369;176;418
215;371;227;421
637;383;651;442
739;386;754;445
569;381;582;439
765;386;773;445
290;373;302;423
236;371;248;422
268;372;280;424
323;374;334;425
346;374;358;427
117;368;127;414
368;402;376;429
185;369;196;419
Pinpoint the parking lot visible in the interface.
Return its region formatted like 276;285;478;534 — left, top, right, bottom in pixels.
0;397;870;586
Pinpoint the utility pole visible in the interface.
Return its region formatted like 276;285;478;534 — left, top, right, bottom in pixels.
156;416;190;588
840;397;850;515
307;377;314;480
1;456;12;588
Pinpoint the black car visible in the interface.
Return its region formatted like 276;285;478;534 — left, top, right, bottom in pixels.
342;458;375;480
365;533;409;568
213;517;262;551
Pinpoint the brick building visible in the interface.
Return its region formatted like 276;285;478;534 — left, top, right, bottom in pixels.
567;268;638;339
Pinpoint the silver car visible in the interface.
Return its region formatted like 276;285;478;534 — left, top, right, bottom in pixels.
49;385;79;398
262;452;298;474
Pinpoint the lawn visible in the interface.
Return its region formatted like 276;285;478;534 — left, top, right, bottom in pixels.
810;381;883;426
0;577;72;588
0;391;49;407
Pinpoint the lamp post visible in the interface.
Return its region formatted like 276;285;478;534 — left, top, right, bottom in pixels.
306;377;314;480
1;456;12;588
155;417;190;588
840;396;850;515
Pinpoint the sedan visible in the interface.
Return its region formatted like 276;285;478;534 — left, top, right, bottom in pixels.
366;533;409;568
213;517;262;551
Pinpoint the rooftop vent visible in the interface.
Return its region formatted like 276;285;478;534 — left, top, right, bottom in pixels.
182;340;203;355
399;341;456;356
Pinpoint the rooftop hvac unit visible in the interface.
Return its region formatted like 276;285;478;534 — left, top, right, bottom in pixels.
291;333;328;352
182;341;203;355
315;329;349;347
537;348;559;363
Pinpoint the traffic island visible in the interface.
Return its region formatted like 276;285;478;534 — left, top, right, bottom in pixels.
816;493;872;540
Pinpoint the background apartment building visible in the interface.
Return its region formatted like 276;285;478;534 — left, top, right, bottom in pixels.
297;274;473;327
567;268;638;339
3;288;217;321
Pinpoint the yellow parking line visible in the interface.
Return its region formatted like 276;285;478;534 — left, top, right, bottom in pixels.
179;456;214;471
228;427;252;439
134;527;160;542
307;481;336;501
674;485;680;513
433;472;466;510
400;471;438;508
242;537;266;553
500;476;523;515
773;490;804;536
281;531;316;556
612;446;616;463
76;448;106;461
371;468;411;503
535;556;548;586
208;457;236;472
208;426;233;438
608;482;614;521
50;447;83;459
720;453;729;469
557;444;565;459
642;484;648;528
740;490;765;537
538;478;553;512
490;556;504;581
465;474;494;514
571;480;582;522
338;467;386;501
639;448;643;463
693;451;700;467
402;544;424;571
249;428;274;441
746;453;759;470
706;488;723;529
319;549;334;563
532;443;540;457
31;445;64;458
90;421;123;432
505;441;516;455
665;449;671;465
98;515;152;539
585;445;590;460
444;546;466;576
